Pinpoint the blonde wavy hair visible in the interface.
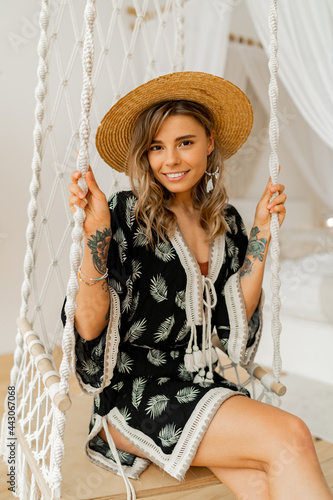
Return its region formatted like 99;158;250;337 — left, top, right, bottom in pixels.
128;100;229;247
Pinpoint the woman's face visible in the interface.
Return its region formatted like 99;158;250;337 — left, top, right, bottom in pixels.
147;114;214;202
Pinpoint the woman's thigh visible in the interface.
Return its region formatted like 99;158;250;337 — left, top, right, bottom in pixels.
99;394;309;469
99;424;148;458
191;394;309;470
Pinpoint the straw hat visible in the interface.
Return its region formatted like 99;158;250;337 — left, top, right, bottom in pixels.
95;71;253;173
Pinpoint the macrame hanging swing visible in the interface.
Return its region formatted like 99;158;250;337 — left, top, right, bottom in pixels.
1;0;285;498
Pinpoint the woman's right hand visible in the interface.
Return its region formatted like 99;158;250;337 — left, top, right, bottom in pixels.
68;167;110;234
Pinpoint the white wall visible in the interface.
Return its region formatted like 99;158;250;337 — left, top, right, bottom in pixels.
1;1;40;354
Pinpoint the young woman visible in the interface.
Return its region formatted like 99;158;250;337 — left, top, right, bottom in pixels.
66;72;332;499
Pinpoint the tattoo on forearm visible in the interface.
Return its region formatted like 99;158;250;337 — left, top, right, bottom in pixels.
241;227;267;277
240;257;253;277
247;227;267;262
87;228;112;274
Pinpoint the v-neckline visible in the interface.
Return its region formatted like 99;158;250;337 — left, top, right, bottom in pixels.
170;226;226;325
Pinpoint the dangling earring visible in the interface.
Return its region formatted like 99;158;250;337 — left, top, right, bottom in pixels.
205;166;219;192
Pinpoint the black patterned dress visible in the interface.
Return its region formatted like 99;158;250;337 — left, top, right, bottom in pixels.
62;190;263;481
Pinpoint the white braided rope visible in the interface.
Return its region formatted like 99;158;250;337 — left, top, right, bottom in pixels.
49;406;66;497
48;3;97;496
268;0;282;386
60;0;97;396
174;0;185;71
10;0;50;388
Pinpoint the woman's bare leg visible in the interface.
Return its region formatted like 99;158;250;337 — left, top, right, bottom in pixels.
191;395;332;500
209;466;271;499
98;395;331;499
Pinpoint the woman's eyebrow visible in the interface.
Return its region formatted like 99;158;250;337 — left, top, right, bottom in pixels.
151;134;197;144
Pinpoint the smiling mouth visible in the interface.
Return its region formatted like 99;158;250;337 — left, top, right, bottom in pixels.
163;171;190;180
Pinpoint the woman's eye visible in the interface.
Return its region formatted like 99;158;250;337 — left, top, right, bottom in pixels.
150;145;162;151
180;140;192;147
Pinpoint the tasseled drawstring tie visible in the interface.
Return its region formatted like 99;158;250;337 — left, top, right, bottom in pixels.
184;325;205;372
102;417;136;500
203;276;218;378
185;276;218;386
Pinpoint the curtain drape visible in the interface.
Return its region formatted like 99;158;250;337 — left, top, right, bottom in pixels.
226;43;333;211
140;0;234;78
246;0;333;151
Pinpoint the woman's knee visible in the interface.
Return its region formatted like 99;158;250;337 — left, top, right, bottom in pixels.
265;413;314;471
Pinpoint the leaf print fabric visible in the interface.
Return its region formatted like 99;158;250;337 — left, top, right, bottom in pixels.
119;406;132;423
133;226;147;247
175;322;190;343
155;242;176;262
128;292;140;322
177;363;193;381
94;393;100;409
113;228;128;264
112;381;124;391
131;260;142;281
157;377;170;385
175;290;186;310
175;386;200;404
125;196;136;229
224;212;238;235
81;359;100;376
117;352;134;374
154;316;175;343
145;395;169;419
158;424;182;448
132;377;147;410
147;349;167;366
108;192;118;211
124;318;147;343
121;277;133;313
150;274;168;303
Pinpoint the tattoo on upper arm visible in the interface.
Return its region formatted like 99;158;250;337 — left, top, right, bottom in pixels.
87;228;112;274
247;227;267;262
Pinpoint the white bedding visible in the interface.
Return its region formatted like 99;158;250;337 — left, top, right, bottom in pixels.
256;253;333;385
263;252;333;324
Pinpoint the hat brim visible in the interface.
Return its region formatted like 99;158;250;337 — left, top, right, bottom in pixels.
95;71;253;173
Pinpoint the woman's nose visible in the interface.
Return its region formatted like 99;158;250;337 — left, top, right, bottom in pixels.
165;148;180;167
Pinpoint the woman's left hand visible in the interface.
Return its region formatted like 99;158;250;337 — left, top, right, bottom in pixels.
254;177;287;233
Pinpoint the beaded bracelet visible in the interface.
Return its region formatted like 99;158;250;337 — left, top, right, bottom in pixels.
78;267;108;286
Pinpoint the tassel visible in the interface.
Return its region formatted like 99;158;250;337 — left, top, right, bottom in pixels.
210;347;219;364
184;348;195;372
193;368;206;385
204;371;214;386
192;345;205;370
203;345;218;365
203;346;211;365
